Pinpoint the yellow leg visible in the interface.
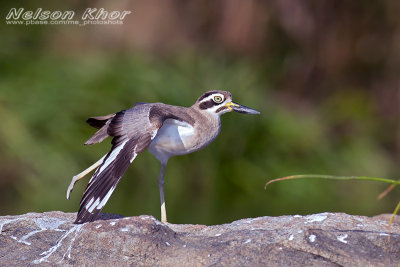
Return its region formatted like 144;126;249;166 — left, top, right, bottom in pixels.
66;155;106;199
158;162;167;223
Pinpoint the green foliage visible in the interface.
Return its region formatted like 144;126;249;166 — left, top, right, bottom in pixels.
0;51;397;224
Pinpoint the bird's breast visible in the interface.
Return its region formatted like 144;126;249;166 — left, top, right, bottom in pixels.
149;118;220;160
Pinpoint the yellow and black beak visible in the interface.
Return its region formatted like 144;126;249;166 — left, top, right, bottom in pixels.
225;102;260;115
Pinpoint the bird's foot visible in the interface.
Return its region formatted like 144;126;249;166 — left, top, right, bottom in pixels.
66;175;78;200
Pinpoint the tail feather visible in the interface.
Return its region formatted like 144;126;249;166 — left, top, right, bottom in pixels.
85;125;109;145
86;113;116;129
84;113;116;145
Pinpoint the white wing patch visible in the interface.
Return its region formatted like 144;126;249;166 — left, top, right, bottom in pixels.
85;198;95;210
87;198;100;213
151;129;158;139
97;183;117;210
97;139;128;175
130;145;138;163
82;140;131;215
84;183;118;213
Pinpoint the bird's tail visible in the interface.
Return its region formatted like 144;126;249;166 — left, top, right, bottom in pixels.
84;113;116;145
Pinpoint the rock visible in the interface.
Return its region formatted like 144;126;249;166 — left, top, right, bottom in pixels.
0;212;399;266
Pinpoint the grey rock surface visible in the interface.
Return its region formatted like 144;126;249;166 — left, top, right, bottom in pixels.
0;212;399;266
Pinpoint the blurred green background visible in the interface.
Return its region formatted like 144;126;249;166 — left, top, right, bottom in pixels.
1;1;399;225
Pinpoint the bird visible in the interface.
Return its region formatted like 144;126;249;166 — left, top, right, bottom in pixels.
67;90;260;224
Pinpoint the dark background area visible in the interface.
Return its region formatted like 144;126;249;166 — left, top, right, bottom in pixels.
0;0;399;225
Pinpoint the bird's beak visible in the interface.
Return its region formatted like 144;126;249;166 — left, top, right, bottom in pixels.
225;102;260;114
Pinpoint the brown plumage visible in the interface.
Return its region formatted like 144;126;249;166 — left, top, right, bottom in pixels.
70;90;259;224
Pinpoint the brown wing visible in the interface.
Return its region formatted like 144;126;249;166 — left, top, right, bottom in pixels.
75;134;151;223
75;109;151;223
74;105;194;224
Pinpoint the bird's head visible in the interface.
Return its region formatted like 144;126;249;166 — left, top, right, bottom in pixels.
195;90;260;117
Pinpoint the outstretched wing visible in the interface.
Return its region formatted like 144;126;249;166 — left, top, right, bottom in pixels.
75;109;152;224
74;136;151;223
74;104;195;224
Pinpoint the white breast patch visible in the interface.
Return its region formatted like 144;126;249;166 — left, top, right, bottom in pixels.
173;120;194;137
149;119;195;158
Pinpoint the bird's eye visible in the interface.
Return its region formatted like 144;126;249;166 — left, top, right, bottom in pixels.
213;96;223;103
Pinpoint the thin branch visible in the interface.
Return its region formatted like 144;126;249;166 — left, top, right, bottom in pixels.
265;174;400;190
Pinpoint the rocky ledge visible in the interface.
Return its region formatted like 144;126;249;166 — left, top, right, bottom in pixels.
0;212;399;266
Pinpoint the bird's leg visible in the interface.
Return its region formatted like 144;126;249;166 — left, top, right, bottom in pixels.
158;162;168;223
66;155;106;199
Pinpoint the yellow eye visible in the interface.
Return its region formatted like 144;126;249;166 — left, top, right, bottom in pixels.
213;95;223;103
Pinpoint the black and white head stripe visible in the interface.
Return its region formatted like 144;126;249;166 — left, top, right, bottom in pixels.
197;90;232;103
197;90;232;114
197;90;221;102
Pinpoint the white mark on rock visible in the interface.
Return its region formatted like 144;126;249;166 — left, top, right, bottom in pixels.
0;218;23;234
297;230;303;234
244;217;261;224
215;233;221;237
95;225;102;229
19;237;33;246
1;216;77;263
120;227;129;232
309;234;316;242
379;233;389;236
34;217;66;231
278;247;283;250
288;234;294;241
305;214;327;224
62;224;83;262
243;239;252;244
13;217;68;247
33;224;83;264
293;215;302;218
208;254;211;257
183;244;187;248
110;222;116;226
165;242;170;246
337;234;348;244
